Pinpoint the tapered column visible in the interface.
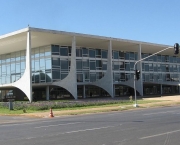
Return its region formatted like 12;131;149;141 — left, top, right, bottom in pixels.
52;36;77;99
12;27;32;102
92;40;114;97
27;28;32;102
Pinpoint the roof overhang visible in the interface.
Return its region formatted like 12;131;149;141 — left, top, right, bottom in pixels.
0;27;177;56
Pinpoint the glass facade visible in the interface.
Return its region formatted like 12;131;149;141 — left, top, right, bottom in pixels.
76;47;108;82
142;53;180;83
0;46;180;85
0;51;25;84
32;45;52;83
113;51;137;82
0;42;180;101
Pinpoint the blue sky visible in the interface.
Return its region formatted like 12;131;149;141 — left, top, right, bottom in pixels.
0;0;180;45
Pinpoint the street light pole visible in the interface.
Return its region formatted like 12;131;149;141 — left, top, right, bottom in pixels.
133;46;173;107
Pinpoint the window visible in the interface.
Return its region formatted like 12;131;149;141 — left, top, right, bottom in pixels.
45;58;51;70
52;45;59;55
90;61;96;70
45;47;51;56
102;50;107;58
76;60;82;70
46;72;52;82
83;59;89;69
153;63;158;72
129;52;135;60
102;61;107;70
96;49;101;58
161;56;165;62
90;73;96;82
52;58;60;67
125;73;131;81
120;73;125;81
130;62;134;71
61;60;68;70
89;49;95;58
120;61;125;70
113;61;119;70
83;71;89;80
114;73;120;82
76;49;82;57
157;55;161;62
125;52;129;60
82;48;88;57
149;63;153;71
60;47;68;56
113;51;119;59
96;60;102;69
145;63;149;71
77;74;83;82
169;56;173;63
119;51;124;59
125;62;130;71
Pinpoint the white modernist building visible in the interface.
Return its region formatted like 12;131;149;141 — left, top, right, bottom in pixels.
0;27;179;102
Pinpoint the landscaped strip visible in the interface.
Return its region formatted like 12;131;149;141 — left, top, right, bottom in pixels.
0;99;164;116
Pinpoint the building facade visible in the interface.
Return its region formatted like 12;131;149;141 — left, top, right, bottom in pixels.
0;27;179;102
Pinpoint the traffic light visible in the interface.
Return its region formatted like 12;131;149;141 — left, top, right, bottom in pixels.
174;43;179;54
135;70;140;80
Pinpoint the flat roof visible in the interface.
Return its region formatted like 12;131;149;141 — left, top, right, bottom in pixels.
0;27;176;56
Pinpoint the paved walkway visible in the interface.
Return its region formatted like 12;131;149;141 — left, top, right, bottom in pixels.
143;95;180;101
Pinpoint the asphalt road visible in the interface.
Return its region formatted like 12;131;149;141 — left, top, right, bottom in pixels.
0;106;180;145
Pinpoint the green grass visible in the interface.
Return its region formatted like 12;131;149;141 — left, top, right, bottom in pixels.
0;99;164;115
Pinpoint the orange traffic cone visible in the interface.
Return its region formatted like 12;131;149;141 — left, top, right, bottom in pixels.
49;108;54;118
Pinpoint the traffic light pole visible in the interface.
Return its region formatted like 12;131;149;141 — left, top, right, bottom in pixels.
133;46;173;107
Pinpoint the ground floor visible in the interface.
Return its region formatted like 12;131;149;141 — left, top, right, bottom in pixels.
0;84;179;102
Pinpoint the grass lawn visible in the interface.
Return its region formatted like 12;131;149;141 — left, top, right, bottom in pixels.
0;100;163;116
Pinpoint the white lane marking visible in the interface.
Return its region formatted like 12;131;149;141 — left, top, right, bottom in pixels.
143;111;175;116
64;125;115;134
35;122;82;128
0;119;73;127
24;125;118;140
140;129;180;139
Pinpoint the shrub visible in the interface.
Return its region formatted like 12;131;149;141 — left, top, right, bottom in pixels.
0;99;132;111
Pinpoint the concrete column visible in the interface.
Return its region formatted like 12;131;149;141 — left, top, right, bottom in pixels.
91;40;114;98
46;86;49;100
12;27;32;102
83;85;86;99
27;28;32;102
161;84;163;95
52;36;77;100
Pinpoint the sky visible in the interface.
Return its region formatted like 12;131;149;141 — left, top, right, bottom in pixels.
0;0;180;46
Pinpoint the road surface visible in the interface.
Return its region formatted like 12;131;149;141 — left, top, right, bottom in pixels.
0;106;180;145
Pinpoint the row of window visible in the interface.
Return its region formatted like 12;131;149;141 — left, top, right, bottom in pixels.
1;44;180;85
1;46;180;64
142;63;180;72
142;53;180;63
113;73;180;82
